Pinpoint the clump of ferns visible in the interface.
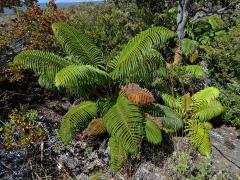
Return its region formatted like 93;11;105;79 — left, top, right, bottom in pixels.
59;83;171;174
13;22;175;96
11;22;215;174
158;87;224;157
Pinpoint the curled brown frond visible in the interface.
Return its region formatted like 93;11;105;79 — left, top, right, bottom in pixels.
82;118;106;137
144;113;163;129
121;83;155;106
189;49;199;63
172;46;183;66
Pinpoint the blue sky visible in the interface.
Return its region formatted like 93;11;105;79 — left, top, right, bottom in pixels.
39;0;97;2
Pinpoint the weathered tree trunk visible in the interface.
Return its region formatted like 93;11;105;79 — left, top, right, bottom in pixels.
177;0;191;40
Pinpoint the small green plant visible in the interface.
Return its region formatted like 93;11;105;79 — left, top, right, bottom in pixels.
194;157;212;180
0;64;26;84
89;171;106;180
186;14;227;45
0;107;45;149
171;151;212;179
1;123;16;148
24;110;38;123
84;146;93;155
171;151;191;178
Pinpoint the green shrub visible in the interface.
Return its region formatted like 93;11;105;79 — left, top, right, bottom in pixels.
71;3;147;56
204;24;240;126
204;25;240;85
219;81;240;126
1;107;45;149
71;2;176;57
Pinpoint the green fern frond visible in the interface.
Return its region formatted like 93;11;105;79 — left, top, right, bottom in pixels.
89;171;106;180
207;15;225;30
192;100;224;122
55;65;111;96
144;104;165;117
109;137;127;174
192;87;220;103
160;116;184;133
59;101;97;144
157;104;182;119
158;105;184;132
106;57;118;71
103;94;144;153
14;50;71;86
182;65;205;77
96;97;116;117
149;104;184;132
181;38;199;56
161;94;183;111
64;55;84;65
38;73;55;89
153;66;168;79
145;119;162;144
114;49;163;84
111;27;175;82
52;22;103;66
186;121;212;157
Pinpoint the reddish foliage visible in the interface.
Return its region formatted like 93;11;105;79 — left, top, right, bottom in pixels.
0;0;75;52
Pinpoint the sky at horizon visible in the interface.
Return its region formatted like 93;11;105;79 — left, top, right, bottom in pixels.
38;0;98;2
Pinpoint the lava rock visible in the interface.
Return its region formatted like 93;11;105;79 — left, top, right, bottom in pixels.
134;162;168;180
209;126;240;178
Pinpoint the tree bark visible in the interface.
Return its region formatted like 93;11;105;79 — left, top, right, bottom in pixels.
177;0;192;40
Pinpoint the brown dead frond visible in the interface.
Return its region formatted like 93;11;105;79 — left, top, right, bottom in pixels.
82;118;106;137
144;113;163;129
172;46;183;66
121;83;155;106
189;49;199;63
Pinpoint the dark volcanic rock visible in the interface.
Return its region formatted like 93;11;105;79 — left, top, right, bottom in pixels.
134;162;167;180
0;149;30;180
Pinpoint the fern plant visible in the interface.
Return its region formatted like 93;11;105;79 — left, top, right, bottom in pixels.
13;23;176;174
14;22;175;96
180;38;199;57
58;84;165;174
158;87;224;156
13;22;109;96
110;27;175;84
59;101;98;144
13;21;219;174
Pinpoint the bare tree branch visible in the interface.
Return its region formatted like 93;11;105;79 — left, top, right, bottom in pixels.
177;0;192;39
